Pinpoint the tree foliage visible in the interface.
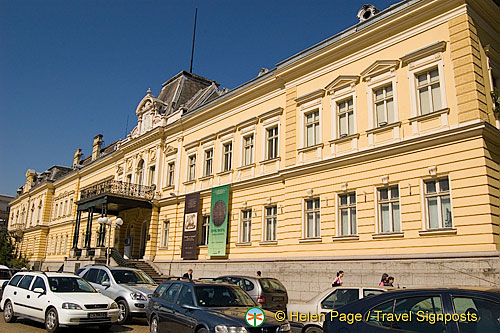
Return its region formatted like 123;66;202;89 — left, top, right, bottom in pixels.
0;232;29;268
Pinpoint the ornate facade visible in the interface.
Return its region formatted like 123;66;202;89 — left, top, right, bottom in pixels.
9;0;500;301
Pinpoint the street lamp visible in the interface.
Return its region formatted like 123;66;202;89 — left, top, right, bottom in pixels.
98;217;124;265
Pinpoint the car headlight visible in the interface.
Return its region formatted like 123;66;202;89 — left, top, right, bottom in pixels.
279;322;291;331
215;325;248;333
109;302;118;309
62;302;82;310
130;292;147;301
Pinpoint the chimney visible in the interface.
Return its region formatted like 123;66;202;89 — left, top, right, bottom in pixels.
92;134;103;161
73;148;83;167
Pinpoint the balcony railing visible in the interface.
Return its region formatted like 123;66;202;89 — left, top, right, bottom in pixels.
79;179;155;201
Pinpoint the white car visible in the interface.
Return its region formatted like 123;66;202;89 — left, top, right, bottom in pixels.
287;286;387;333
1;271;120;332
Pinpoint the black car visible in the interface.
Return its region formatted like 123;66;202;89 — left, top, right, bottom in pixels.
322;287;500;333
146;278;291;333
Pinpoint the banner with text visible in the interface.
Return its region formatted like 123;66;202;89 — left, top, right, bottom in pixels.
181;192;200;259
208;184;230;256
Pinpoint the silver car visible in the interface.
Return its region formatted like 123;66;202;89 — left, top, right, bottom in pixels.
77;265;157;325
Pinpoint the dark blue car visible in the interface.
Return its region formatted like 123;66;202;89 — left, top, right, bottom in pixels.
322;287;500;333
146;278;291;333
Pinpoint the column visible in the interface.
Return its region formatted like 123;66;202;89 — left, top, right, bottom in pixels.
72;210;82;249
143;203;160;261
84;207;94;248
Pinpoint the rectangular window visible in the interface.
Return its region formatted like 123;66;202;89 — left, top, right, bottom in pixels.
305;198;320;238
378;186;400;233
265;206;277;241
167;162;175;187
339;193;357;235
148;166;156;186
162;221;169;247
188;155;196;181
223;142;232;172
374;84;394;126
200;216;210;245
417;68;442;115
425;177;452;229
243;134;254;166
240;210;252;243
305;110;320;147
266;126;279;160
204;149;213;176
337;98;355;137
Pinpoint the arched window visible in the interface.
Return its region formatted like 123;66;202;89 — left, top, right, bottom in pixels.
37;201;43;223
137;159;144;186
30;204;35;225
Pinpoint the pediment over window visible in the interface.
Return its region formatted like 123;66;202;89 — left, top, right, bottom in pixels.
164;145;178;156
325;75;360;94
360;60;400;81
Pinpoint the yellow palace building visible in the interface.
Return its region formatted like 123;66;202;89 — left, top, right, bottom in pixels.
8;0;500;301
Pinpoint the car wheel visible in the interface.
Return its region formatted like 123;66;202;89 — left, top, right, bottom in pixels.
196;328;208;333
117;300;130;325
45;308;60;333
150;315;159;333
3;301;16;323
304;326;323;333
99;324;113;331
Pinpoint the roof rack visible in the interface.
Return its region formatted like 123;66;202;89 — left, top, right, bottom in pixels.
165;276;191;281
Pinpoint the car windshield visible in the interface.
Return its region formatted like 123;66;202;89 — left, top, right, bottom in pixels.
195;285;256;307
111;269;155;284
48;277;96;293
260;278;286;293
0;270;11;279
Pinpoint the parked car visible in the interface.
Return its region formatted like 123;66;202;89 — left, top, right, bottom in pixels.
322;287;500;333
146;278;291;333
1;271;119;332
287;286;386;333
77;264;157;324
217;275;288;312
0;265;12;299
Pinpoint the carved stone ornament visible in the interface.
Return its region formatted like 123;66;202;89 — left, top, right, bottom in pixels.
116;165;124;174
149;148;157;162
126;159;133;172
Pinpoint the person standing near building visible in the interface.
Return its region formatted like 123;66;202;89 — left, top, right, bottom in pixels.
386;276;395;287
332;271;344;287
379;273;388;286
256;271;262;277
183;269;193;280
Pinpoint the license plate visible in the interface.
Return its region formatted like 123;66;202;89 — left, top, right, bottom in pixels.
273;297;284;302
88;312;107;319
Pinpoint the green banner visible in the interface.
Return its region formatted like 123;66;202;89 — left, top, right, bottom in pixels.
208;184;230;256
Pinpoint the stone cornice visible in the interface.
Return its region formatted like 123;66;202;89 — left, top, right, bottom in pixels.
400;41;446;66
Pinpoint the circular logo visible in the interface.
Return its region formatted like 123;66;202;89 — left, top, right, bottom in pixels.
245;307;265;327
212;200;227;226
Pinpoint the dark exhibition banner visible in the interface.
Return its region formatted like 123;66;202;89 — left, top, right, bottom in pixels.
181;192;200;259
208;184;230;256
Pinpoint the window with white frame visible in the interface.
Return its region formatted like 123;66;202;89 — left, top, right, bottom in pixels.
378;186;400;233
240;210;252;243
148;165;156;186
425;177;452;229
266;126;279;160
167;162;175;187
222;142;232;172
264;205;277;241
242;134;254;166
305;110;320;147
374;84;395;126
339;193;356;236
337;98;355;137
187;155;196;181
416;68;442;115
204;149;213;176
200;215;210;245
162;220;170;247
305;198;320;238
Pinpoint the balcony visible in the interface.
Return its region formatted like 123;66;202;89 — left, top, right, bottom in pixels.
80;179;155;201
8;222;25;239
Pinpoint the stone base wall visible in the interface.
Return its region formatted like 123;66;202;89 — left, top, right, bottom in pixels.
153;254;500;302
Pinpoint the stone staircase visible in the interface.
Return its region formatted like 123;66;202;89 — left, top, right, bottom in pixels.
129;259;169;284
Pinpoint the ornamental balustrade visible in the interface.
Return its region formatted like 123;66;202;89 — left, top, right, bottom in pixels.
79;179;155;201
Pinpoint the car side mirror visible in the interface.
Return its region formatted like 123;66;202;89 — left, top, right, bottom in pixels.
33;288;46;295
102;281;110;287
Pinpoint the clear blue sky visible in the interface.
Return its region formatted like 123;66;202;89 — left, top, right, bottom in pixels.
0;0;395;196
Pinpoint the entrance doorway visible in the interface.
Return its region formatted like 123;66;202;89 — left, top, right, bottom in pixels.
139;221;149;258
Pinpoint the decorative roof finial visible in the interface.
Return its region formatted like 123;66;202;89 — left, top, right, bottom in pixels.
147;88;152;95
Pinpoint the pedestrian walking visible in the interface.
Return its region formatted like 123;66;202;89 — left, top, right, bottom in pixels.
379;273;388;286
332;270;344;287
386;276;395;287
